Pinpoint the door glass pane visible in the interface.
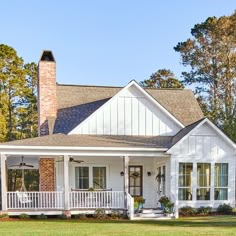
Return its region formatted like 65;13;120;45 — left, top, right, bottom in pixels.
93;167;106;189
162;166;166;195
129;166;142;197
75;167;89;189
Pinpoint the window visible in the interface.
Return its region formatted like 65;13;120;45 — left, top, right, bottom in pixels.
75;166;107;190
157;165;166;196
129;166;142;197
8;169;39;191
93;167;106;189
75;167;89;189
178;163;193;200
197;163;211;200
215;164;228;200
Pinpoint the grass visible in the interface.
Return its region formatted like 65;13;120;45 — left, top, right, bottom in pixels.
0;216;236;236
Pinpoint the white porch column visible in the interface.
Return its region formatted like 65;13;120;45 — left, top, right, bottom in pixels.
63;155;70;211
170;156;179;218
1;153;7;211
123;156;129;193
123;156;129;209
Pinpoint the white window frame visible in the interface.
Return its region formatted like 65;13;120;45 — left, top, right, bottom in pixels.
177;160;231;203
72;164;109;190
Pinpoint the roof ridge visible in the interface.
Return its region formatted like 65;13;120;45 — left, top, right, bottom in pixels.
57;83;123;89
57;83;192;91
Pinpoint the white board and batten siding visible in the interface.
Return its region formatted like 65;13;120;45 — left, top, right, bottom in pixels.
70;84;181;136
169;122;236;208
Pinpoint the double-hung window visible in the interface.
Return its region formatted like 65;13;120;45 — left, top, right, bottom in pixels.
197;163;211;200
75;166;107;190
214;163;228;200
178;163;193;200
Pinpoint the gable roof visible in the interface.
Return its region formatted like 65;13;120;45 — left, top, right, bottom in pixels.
167;118;236;153
69;80;185;134
54;83;203;134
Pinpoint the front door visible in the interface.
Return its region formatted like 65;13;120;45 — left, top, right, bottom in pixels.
128;166;143;196
156;165;166;201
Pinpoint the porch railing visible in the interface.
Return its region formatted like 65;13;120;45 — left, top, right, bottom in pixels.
127;193;134;219
7;191;64;210
7;191;125;210
69;191;125;209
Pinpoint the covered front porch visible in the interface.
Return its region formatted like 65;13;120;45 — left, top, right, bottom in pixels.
0;143;172;218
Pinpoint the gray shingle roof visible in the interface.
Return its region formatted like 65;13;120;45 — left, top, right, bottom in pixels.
0;134;173;149
0;118;206;149
54;84;204;134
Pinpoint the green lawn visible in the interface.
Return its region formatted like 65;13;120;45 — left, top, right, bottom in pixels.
0;216;236;236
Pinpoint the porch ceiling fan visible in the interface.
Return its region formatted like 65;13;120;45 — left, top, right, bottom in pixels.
56;157;84;164
10;156;34;168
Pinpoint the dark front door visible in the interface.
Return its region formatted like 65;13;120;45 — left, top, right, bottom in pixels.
128;166;143;197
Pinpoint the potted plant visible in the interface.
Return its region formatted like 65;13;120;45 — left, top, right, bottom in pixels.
134;196;145;213
158;196;174;216
158;196;170;209
163;202;174;217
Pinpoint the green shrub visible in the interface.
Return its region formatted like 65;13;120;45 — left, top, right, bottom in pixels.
36;214;47;219
19;213;30;219
110;210;122;219
179;206;196;216
232;208;236;213
0;214;9;219
217;204;232;214
58;214;68;219
197;206;212;215
73;214;87;219
94;208;107;219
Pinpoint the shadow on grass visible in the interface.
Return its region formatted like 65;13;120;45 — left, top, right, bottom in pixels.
36;216;236;228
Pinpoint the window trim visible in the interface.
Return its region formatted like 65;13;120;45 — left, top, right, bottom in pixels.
178;161;230;202
74;164;108;190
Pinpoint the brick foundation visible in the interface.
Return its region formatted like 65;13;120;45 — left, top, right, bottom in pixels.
39;158;55;191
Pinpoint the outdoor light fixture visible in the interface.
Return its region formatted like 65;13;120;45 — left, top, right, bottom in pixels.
120;171;124;176
147;171;152;176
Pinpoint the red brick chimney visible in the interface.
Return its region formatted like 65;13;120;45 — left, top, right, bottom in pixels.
38;50;57;136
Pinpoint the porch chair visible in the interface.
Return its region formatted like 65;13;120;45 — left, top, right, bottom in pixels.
16;191;32;204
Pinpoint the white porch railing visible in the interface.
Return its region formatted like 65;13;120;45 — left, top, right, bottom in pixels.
7;191;64;209
127;193;134;220
69;191;125;209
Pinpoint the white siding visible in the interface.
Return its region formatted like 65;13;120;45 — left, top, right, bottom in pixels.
169;122;236;208
73;84;180;136
55;155;169;208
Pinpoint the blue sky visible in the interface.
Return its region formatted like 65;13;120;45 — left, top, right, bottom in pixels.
1;1;236;87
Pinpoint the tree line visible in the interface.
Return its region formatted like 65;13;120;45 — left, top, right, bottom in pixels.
0;11;236;142
140;11;236;142
0;44;37;141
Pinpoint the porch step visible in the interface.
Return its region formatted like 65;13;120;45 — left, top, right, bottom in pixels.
134;208;171;220
141;208;163;214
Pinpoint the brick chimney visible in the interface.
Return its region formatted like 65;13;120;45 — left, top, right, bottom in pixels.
38;50;57;136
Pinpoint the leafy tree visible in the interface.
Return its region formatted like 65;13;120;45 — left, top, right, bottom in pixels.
17;62;38;139
0;44;37;141
174;12;236;141
140;69;184;88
